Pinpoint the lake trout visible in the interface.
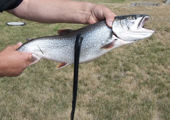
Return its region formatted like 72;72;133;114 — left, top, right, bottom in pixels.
17;14;154;69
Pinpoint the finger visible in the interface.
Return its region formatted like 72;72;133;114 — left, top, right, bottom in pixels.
106;18;114;28
12;42;23;49
27;53;33;66
103;9;116;27
105;14;116;28
20;52;33;66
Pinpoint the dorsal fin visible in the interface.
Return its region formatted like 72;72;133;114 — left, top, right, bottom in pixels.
29;54;41;65
58;29;73;35
26;38;32;41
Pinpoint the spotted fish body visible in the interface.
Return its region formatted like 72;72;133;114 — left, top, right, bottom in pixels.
18;14;154;68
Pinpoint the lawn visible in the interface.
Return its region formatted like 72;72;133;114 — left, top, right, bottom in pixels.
0;0;170;120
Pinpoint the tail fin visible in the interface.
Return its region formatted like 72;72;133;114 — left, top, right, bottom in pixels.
29;54;41;65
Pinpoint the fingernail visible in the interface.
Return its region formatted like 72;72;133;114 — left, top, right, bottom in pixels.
29;53;32;59
17;42;23;46
108;21;113;27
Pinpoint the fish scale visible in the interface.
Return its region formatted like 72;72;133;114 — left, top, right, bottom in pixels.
18;14;154;69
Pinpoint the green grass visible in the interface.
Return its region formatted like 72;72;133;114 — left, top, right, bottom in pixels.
0;0;170;120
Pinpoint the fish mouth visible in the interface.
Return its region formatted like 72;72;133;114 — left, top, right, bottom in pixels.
138;15;149;28
137;15;154;33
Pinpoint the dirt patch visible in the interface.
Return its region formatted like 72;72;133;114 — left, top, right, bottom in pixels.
131;3;162;6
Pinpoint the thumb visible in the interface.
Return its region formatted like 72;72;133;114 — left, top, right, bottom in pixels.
13;42;23;50
105;15;116;28
106;19;113;28
104;10;116;28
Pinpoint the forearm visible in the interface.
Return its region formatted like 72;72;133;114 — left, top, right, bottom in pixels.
8;0;94;24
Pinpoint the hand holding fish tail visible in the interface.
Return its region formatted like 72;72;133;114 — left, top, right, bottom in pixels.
0;43;32;77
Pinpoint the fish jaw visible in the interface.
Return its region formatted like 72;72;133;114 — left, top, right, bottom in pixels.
112;14;155;41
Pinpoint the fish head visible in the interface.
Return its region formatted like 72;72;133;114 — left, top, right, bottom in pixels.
112;14;154;43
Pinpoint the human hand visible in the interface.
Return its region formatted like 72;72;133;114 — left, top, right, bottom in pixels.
0;42;32;77
88;4;116;27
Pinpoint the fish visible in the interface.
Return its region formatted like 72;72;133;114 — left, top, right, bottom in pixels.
17;14;154;69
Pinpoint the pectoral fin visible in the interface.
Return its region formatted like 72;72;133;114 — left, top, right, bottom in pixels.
100;41;115;49
58;29;73;35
